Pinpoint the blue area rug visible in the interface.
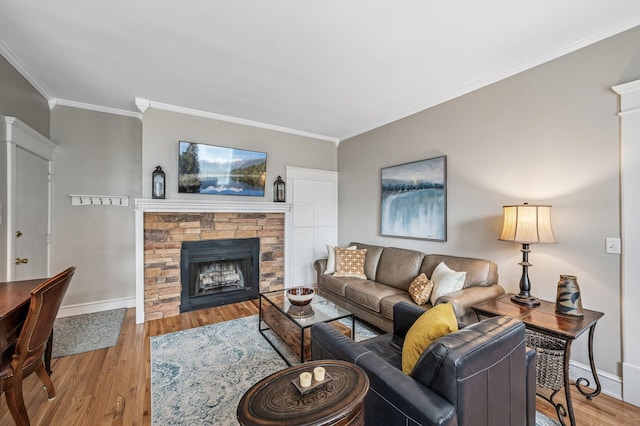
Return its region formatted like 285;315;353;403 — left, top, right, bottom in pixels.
150;314;561;425
52;308;126;358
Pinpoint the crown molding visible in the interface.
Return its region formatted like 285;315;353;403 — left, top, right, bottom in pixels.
0;38;51;101
134;97;339;144
340;15;640;141
50;98;142;119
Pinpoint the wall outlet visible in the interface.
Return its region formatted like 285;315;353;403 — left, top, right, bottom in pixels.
606;237;621;254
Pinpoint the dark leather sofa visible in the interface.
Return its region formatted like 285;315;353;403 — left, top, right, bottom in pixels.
311;302;537;426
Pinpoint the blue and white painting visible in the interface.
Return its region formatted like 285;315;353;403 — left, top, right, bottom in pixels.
381;156;446;241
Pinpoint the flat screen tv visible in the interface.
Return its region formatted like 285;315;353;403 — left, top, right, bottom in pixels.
178;141;267;196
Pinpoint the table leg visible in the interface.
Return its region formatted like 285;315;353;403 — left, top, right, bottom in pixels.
576;324;602;400
351;316;355;340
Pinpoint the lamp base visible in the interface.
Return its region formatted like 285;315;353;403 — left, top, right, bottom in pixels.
511;293;541;307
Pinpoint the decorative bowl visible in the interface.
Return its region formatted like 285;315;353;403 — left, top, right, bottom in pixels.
286;287;315;306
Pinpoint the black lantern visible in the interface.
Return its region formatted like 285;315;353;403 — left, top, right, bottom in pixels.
274;176;285;202
152;166;166;199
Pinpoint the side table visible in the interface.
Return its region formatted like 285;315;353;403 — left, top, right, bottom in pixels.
237;360;369;426
472;293;604;426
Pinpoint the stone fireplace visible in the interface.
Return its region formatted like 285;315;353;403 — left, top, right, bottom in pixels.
135;199;291;323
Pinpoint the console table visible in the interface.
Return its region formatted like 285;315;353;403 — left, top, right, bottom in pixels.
237;360;369;425
472;293;603;426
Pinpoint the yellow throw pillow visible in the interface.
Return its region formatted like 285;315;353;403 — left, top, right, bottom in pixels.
333;248;367;279
401;303;458;375
408;273;434;305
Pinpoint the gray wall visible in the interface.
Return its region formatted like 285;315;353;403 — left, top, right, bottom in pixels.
50;106;141;306
0;54;50;280
141;109;337;200
338;26;640;378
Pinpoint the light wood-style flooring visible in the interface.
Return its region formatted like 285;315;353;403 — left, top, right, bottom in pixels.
0;300;638;425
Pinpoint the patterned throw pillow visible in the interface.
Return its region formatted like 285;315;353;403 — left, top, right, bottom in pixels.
408;273;434;305
333;248;367;279
324;245;357;275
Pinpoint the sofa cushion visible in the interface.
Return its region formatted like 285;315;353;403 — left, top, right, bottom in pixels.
351;242;385;280
380;293;427;321
345;281;406;313
402;303;458;374
321;275;367;297
334;248;367;279
430;262;466;305
375;247;425;290
420;254;498;288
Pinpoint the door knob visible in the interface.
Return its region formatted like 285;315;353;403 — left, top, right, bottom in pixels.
15;258;28;265
16;230;23;238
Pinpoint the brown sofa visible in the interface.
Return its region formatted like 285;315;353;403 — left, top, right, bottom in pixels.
314;242;505;332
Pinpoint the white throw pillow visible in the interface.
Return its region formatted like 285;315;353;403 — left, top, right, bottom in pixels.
429;261;467;305
325;245;357;274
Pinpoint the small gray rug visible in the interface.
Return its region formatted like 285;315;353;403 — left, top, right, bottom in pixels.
150;314;560;425
52;308;126;358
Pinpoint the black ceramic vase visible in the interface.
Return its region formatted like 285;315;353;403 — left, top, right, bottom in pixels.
555;274;584;317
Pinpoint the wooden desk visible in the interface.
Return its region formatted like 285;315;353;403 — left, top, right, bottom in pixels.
472;293;604;426
0;278;53;374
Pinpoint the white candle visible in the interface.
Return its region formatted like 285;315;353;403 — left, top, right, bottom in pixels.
313;366;326;381
299;372;312;387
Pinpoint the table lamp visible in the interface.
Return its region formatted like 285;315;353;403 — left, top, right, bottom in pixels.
499;203;557;306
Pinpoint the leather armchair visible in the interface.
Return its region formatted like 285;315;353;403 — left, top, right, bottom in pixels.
311;302;536;426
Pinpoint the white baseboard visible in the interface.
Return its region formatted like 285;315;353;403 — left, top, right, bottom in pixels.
569;360;622;400
57;296;136;318
622;362;640;407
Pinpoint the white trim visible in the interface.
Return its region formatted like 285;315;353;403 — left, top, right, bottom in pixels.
569;360;622;400
0;38;51;100
3;117;55;281
4;117;55;160
612;79;640;95
340;16;640;141
134;199;293;324
135;97;339;143
285;166;338;183
57;296;135;318
618;107;640;117
50;98;142;119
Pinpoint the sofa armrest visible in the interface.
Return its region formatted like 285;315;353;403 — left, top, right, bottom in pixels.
392;302;427;343
314;258;328;286
435;284;505;319
311;322;456;426
526;347;537;426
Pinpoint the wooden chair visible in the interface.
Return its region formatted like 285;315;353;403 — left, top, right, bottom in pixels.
0;267;75;425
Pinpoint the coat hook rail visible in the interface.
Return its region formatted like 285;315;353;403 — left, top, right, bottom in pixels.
69;195;129;207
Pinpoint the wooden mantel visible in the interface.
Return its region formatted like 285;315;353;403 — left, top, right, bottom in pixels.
134;199;292;324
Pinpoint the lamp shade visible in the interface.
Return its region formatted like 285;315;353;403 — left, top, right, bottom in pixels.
499;203;556;244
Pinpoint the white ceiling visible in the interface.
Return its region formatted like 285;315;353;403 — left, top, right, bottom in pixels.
1;1;640;142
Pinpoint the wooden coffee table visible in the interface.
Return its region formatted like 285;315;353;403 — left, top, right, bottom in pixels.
259;290;354;364
237;360;369;426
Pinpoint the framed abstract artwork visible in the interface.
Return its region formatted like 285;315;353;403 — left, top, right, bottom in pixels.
380;155;447;241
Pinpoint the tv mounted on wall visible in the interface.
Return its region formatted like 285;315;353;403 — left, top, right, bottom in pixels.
178;141;267;196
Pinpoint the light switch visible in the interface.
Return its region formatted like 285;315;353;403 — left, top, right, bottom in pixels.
606;237;621;254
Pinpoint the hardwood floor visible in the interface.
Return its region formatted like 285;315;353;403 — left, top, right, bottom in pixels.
1;300;638;425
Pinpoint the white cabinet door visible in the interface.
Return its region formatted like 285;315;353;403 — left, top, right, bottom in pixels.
287;167;338;287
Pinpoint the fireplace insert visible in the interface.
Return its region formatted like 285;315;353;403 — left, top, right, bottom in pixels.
180;238;260;312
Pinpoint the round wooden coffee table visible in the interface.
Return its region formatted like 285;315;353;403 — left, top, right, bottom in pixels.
237;360;369;426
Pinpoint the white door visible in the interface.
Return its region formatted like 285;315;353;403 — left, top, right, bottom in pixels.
14;146;50;280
